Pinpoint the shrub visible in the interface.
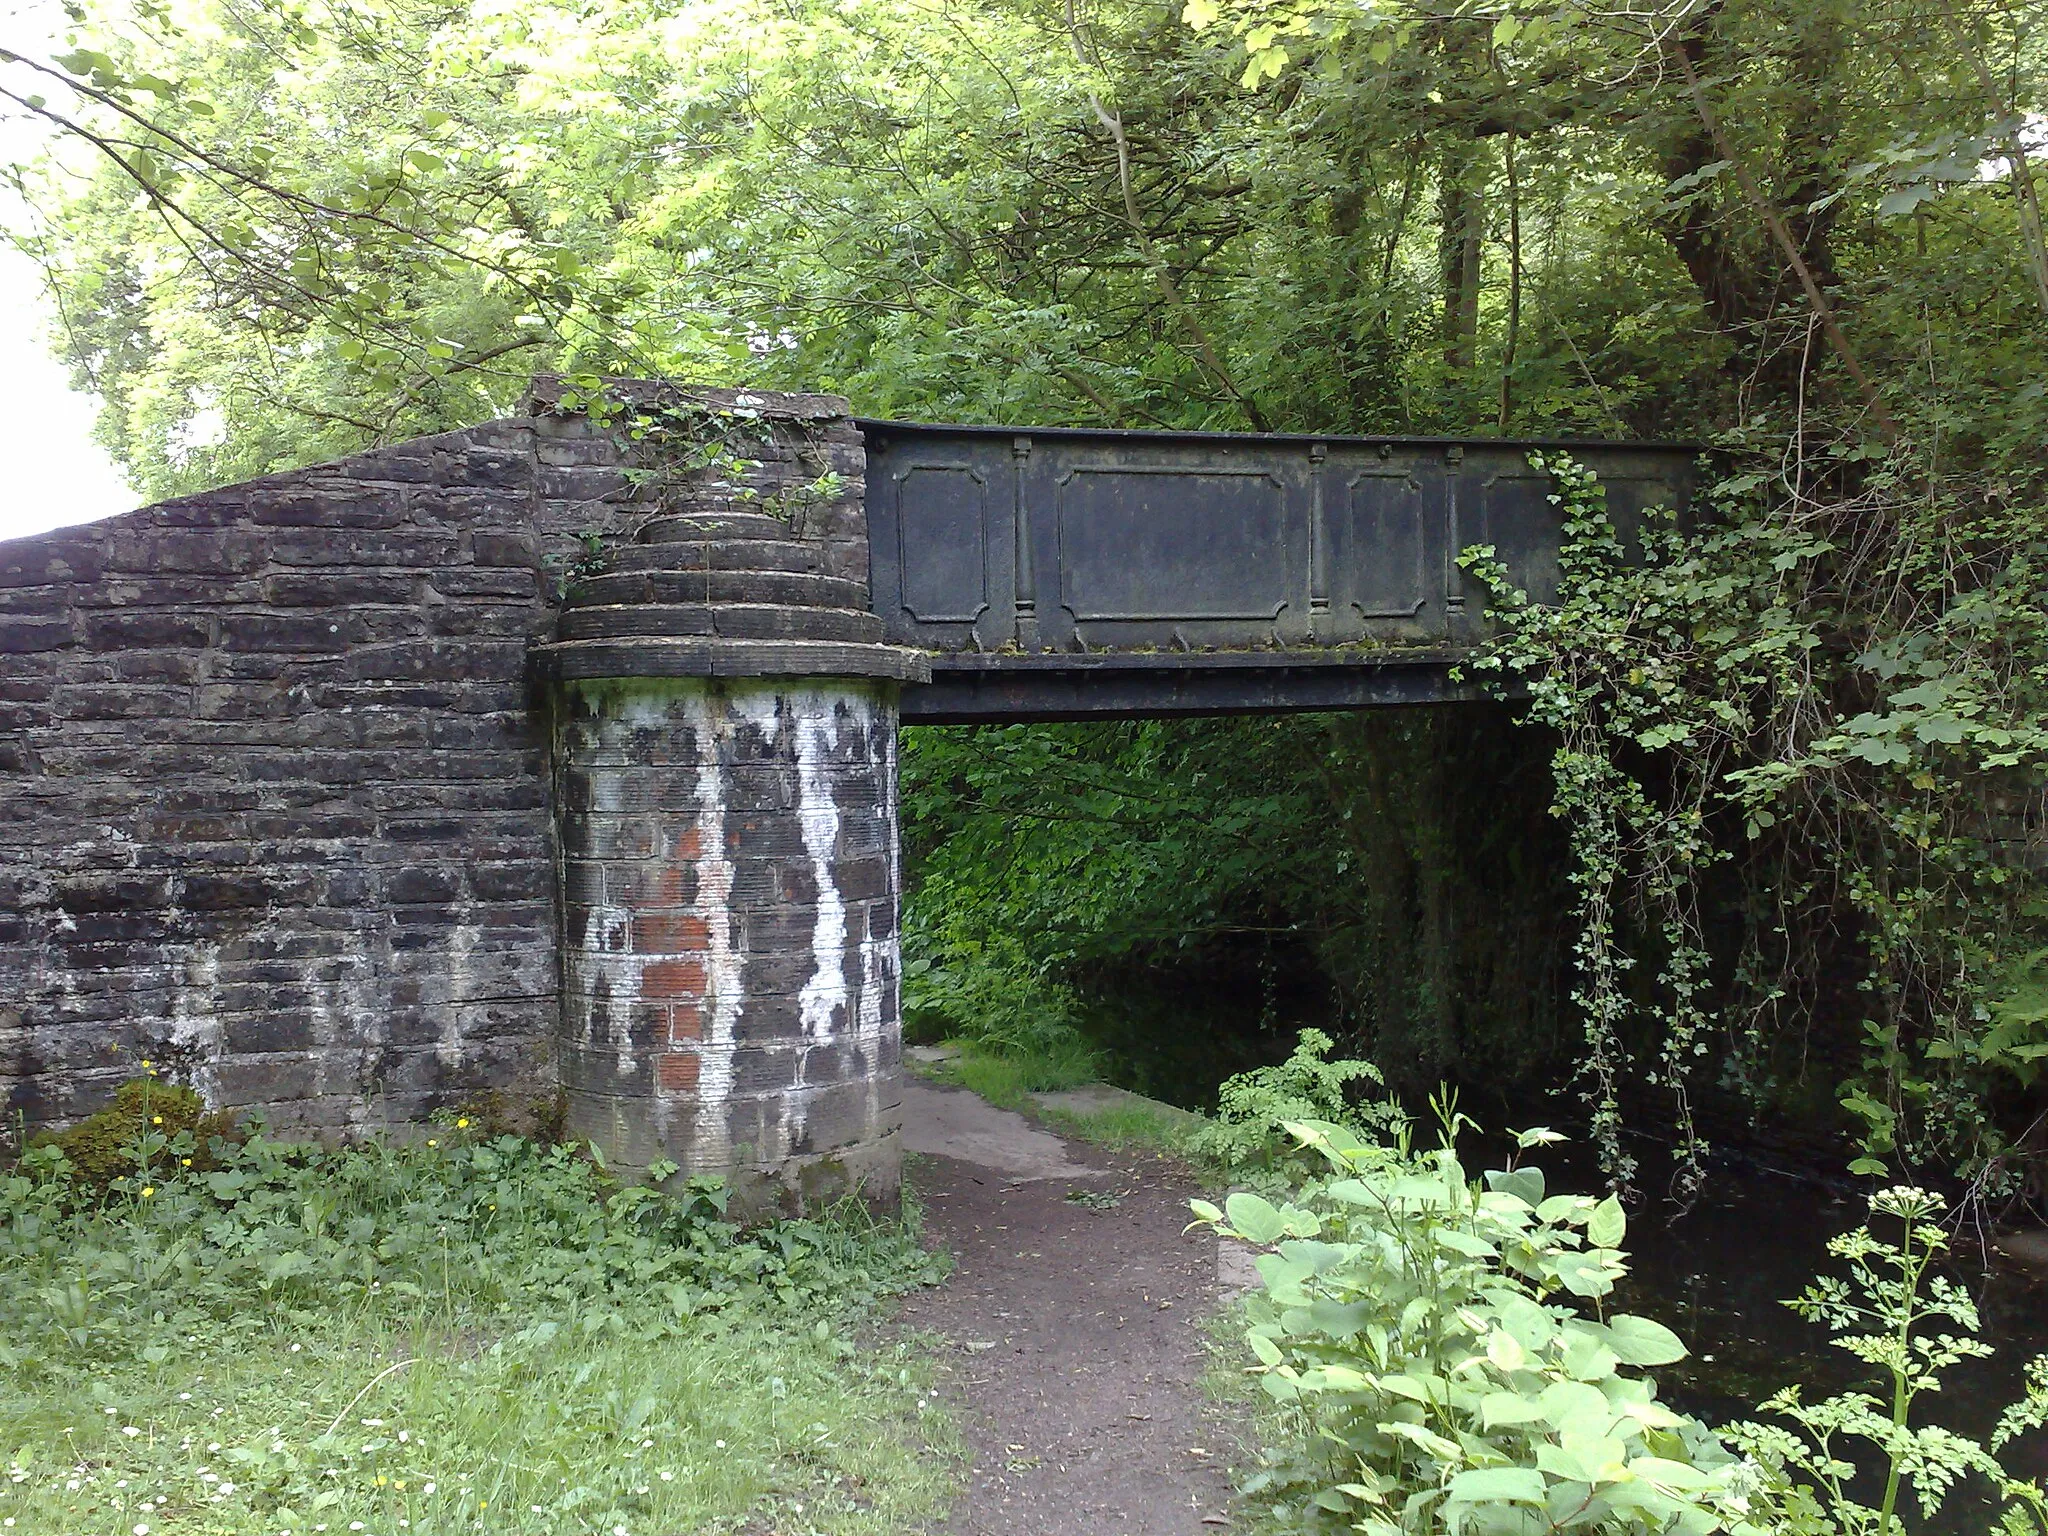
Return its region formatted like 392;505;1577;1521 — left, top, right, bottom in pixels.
901;929;1094;1066
1186;1029;1401;1177
1193;1120;1747;1535
1199;1129;2048;1536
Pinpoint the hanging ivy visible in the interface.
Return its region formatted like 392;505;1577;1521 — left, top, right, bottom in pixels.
1465;453;2048;1208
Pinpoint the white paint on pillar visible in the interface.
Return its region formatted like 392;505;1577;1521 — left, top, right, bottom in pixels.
577;707;651;1080
688;694;742;1170
795;694;849;1047
581;897;636;1075
860;715;902;1135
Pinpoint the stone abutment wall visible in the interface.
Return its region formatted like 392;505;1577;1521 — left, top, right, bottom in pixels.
0;383;910;1203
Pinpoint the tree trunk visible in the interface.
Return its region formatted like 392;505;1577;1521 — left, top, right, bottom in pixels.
1440;146;1484;373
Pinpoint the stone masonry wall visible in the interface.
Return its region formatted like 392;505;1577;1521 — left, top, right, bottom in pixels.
0;386;871;1137
554;679;903;1201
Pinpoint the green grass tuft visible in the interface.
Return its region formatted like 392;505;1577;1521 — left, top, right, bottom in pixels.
1035;1101;1196;1155
923;1039;1099;1111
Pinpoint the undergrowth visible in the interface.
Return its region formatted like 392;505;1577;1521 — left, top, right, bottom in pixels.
1035;1100;1193;1154
0;1102;959;1536
1197;1040;2048;1536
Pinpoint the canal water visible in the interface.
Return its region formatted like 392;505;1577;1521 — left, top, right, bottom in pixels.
1621;1164;2048;1498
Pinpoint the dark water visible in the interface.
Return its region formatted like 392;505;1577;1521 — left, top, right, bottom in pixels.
1621;1167;2048;1493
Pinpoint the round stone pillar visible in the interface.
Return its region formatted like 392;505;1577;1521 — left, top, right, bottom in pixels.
536;501;927;1211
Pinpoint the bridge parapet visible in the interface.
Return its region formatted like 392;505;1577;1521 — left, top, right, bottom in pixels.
860;422;1698;720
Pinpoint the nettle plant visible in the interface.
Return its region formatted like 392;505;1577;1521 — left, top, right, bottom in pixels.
1194;1120;1753;1536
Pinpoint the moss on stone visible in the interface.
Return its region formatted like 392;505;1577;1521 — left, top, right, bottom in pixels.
32;1077;242;1190
452;1087;567;1143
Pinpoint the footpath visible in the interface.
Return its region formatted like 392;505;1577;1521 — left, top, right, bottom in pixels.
893;1080;1238;1536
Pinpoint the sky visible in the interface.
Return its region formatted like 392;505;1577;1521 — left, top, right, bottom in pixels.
0;0;138;545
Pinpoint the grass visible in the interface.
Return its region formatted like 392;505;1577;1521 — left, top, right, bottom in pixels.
1033;1100;1195;1155
916;1038;1210;1163
915;1038;1097;1113
0;1095;964;1536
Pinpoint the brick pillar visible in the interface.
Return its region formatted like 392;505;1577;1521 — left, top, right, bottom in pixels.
534;387;928;1210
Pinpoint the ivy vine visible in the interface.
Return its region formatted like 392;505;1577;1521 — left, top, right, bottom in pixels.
1464;453;2048;1212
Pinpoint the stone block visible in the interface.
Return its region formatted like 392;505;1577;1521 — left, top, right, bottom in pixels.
0;617;76;653
104;530;265;576
262;571;425;607
247;485;408;529
221;613;356;652
1;540;103;587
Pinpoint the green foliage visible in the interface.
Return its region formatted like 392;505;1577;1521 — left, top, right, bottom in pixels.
1193;1121;1750;1536
1036;1100;1194;1155
1725;1185;2048;1536
922;1039;1101;1114
0;1123;954;1534
24;0;1967;488
901;925;1090;1067
1201;1130;2048;1536
1188;1029;1403;1176
901;713;1570;1110
1467;451;2048;1195
3;1125;945;1360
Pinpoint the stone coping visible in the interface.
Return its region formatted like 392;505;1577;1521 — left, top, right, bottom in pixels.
532;635;932;683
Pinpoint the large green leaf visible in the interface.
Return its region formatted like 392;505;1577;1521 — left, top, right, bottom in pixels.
1586;1195;1626;1249
1486;1167;1545;1209
1604;1314;1687;1366
1447;1468;1548;1504
1224;1191;1287;1245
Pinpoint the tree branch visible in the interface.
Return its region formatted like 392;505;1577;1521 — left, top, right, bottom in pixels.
1062;0;1270;431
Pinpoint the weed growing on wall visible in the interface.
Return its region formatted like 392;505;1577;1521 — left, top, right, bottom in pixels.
0;1107;956;1535
552;379;849;531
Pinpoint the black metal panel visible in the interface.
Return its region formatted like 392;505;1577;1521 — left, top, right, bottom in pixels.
859;419;1699;720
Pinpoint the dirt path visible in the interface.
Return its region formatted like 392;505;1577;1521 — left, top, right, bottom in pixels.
894;1080;1238;1536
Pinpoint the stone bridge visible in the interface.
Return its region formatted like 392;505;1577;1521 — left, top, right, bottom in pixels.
0;380;1694;1209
